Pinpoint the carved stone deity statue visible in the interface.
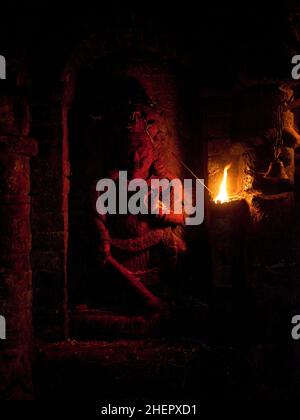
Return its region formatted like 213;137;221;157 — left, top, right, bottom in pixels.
90;99;186;310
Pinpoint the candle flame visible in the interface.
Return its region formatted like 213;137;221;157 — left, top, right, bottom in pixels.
214;164;231;204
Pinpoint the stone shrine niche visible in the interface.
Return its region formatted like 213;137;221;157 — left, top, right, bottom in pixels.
206;82;300;291
66;56;190;337
207;84;299;201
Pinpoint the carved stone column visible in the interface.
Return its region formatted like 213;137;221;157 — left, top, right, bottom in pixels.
0;126;37;397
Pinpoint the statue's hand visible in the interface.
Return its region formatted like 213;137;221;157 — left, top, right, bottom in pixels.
152;200;185;225
98;241;111;267
151;199;167;217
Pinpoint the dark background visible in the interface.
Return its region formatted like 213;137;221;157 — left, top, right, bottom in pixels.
1;0;300;401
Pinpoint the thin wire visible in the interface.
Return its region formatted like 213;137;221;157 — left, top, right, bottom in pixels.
171;152;213;195
131;111;212;196
274;104;283;160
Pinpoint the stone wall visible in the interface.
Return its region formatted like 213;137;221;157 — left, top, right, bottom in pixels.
30;82;69;341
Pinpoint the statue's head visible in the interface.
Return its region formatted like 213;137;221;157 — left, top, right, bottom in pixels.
89;75;161;178
126;105;156;179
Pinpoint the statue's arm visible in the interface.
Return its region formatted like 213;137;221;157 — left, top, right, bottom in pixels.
89;181;111;261
93;214;111;258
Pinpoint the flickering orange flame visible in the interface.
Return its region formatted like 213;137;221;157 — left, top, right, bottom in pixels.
214;164;231;204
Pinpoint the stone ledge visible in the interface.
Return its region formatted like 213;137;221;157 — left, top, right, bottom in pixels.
33;339;293;400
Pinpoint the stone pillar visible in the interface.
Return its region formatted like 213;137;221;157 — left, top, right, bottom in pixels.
208;199;251;288
0;134;37;399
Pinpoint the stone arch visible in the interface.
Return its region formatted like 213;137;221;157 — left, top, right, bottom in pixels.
30;30;201;340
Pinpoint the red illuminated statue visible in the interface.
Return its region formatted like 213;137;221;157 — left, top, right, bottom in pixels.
90;101;186;312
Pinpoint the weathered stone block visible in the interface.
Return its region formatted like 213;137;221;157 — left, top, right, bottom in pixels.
0;204;30;237
248;192;295;266
32;232;65;253
208;199;250;288
0;253;30;272
0;153;30;197
30;125;63;144
31;210;65;233
0;235;31;255
31;251;65;272
31;193;64;212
